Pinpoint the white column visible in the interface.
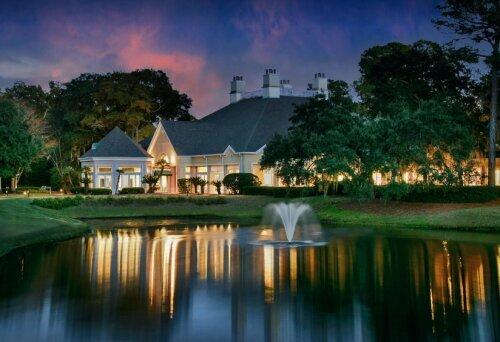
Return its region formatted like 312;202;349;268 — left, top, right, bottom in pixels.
111;161;118;194
92;161;98;189
205;157;210;194
141;162;146;191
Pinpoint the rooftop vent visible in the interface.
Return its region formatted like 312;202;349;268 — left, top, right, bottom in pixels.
91;143;99;150
311;73;328;99
263;68;280;98
230;75;245;104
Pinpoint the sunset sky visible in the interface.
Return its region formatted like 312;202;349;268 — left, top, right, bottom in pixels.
0;0;446;117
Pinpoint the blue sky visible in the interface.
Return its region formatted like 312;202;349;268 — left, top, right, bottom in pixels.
0;0;449;117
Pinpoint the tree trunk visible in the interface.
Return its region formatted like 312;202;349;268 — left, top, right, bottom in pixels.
488;41;499;187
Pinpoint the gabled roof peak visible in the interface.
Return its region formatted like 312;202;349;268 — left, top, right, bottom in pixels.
81;126;152;159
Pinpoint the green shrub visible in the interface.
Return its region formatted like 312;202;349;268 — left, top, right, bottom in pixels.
70;187;86;194
81;195;226;206
379;182;410;202
50;167;62;190
142;173;159;193
189;176;208;194
313;181;346;196
177;178;191;195
223;173;260;194
32;196;84;210
88;188;112;195
31;194;227;210
399;185;497;203
119;187;145;195
71;187;112;195
241;186;317;198
212;180;222;195
344;177;374;201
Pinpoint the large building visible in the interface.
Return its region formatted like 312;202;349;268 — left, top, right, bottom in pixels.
79;70;328;194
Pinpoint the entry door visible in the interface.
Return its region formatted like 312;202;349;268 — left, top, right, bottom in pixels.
160;175;169;193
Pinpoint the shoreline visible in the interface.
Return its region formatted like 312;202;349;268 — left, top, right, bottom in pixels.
1;196;499;258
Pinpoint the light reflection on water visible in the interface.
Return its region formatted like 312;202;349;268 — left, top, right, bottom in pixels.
0;223;498;341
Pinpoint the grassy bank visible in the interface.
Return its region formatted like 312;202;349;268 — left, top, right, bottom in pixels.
307;197;500;232
1;194;498;257
56;195;500;232
0;198;89;258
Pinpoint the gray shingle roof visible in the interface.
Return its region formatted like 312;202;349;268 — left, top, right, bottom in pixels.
162;96;308;155
81;127;152;159
139;136;152;150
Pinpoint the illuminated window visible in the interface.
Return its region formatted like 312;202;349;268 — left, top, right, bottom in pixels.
98;175;112;188
263;169;273;186
210;165;223;173
373;172;383;186
98;167;112;173
198;166;208;173
120;166;140;173
227;165;239;174
119;174;141;189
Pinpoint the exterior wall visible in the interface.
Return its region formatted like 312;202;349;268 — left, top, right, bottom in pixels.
173;151;281;193
81;159;151;194
147;125;179;193
149;126;177;166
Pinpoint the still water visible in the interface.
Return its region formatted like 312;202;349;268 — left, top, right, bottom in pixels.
0;220;498;341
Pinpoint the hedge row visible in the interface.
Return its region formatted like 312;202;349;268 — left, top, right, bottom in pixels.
32;196;85;210
32;195;227;210
241;186;317;198
70;187;112;195
241;184;499;202
374;185;499;203
119;187;145;194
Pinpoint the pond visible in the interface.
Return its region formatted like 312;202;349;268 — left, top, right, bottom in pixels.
0;220;498;341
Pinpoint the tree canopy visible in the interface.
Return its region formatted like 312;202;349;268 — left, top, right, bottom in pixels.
0;99;43;180
48;69;194;162
433;0;500;186
0;69;193;189
262;70;479;199
355;40;478;116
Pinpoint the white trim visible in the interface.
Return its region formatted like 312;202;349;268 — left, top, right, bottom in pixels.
79;157;154;162
255;144;266;154
178;151;261;157
223;145;236;155
148;122;179;157
147;122;163;154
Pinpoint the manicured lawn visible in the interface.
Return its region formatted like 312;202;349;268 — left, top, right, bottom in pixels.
305;197;500;231
0;198;89;257
1;194;499;257
60;195;273;223
59;195;500;232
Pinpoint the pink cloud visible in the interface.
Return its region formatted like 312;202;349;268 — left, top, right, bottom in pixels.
33;10;222;117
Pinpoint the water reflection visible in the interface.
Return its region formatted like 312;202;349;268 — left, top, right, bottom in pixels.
0;223;498;341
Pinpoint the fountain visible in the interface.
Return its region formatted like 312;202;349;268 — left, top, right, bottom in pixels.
254;202;326;247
